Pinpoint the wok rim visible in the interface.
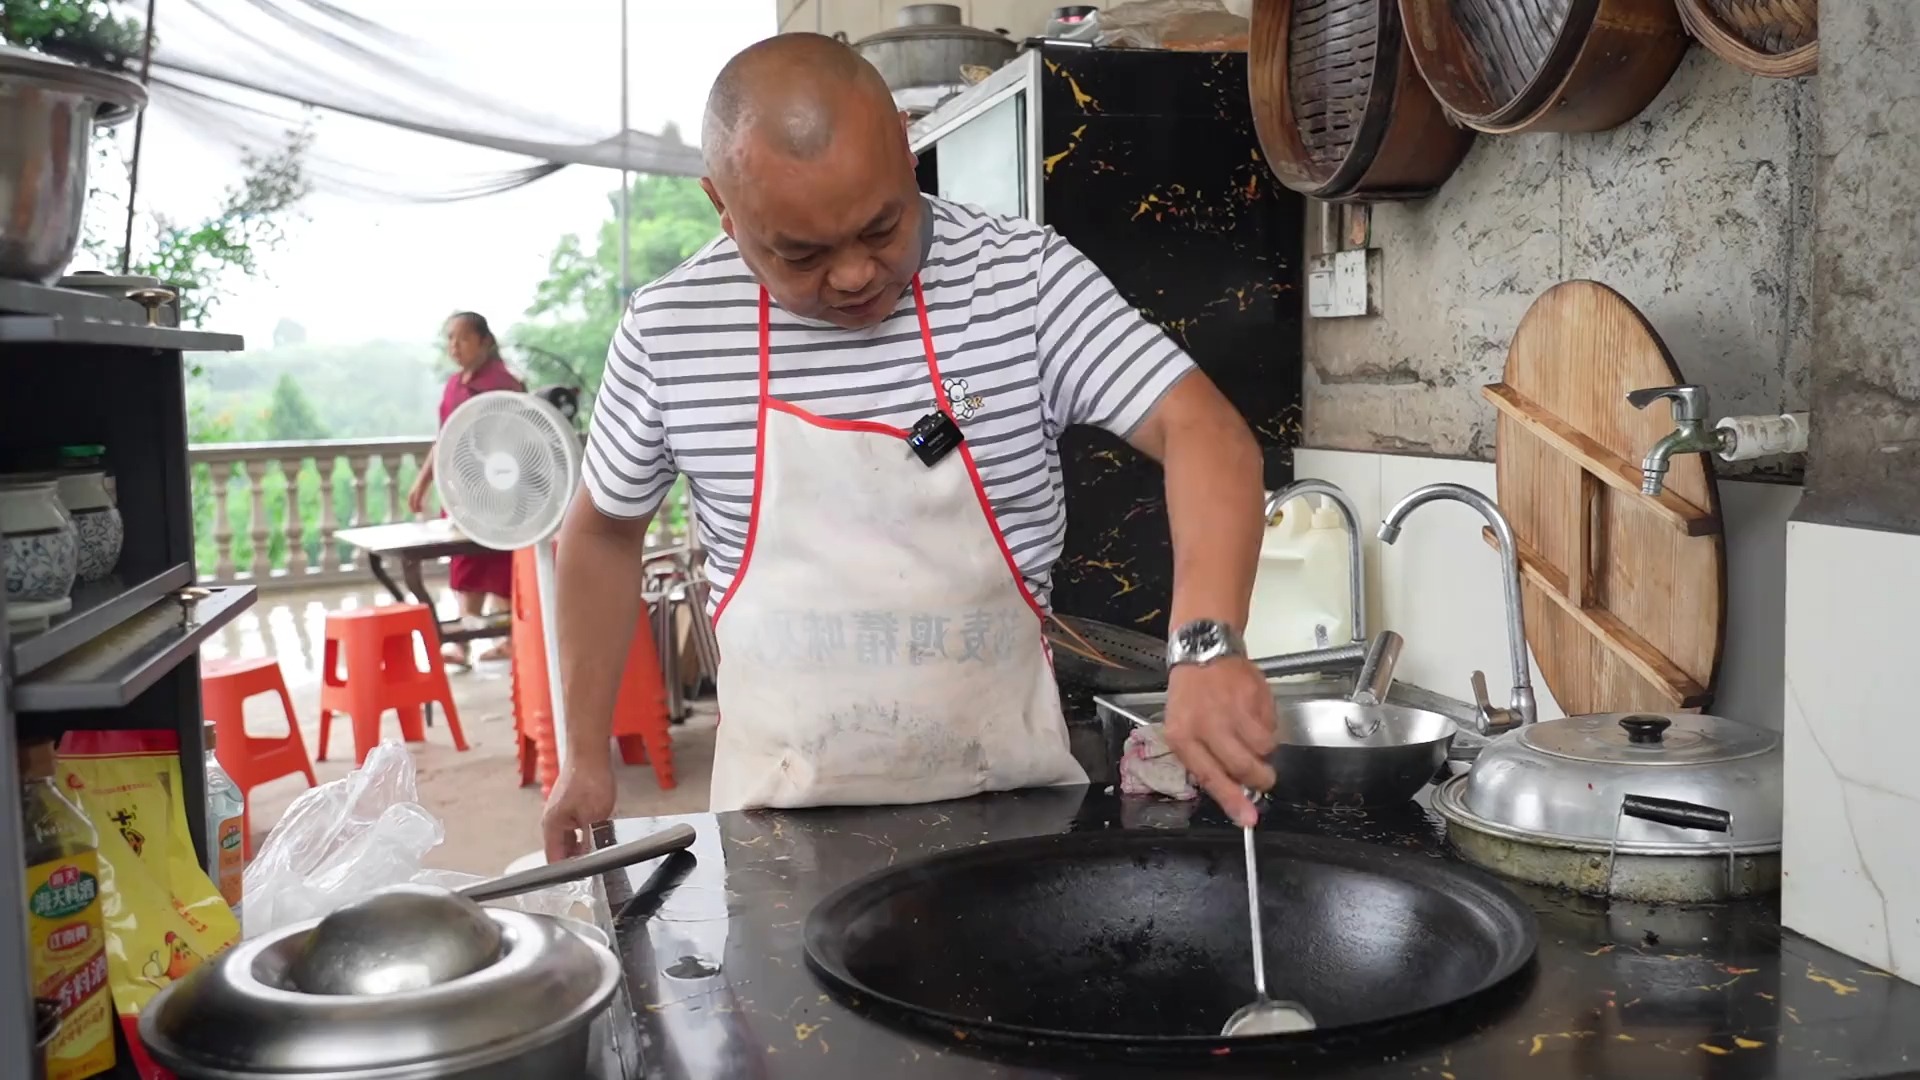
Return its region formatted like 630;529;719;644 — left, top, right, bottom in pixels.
803;828;1539;1052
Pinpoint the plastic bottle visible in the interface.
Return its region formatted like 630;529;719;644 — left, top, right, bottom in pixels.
1245;494;1355;662
202;722;246;919
20;738;115;1080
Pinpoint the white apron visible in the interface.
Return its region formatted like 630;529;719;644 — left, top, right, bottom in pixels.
708;280;1087;812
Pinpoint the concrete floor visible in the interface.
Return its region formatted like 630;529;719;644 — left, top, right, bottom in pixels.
204;580;715;876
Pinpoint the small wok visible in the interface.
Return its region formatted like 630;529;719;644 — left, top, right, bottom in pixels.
1269;698;1457;807
805;829;1536;1058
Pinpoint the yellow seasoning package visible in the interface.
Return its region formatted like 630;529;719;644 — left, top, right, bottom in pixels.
20;738;115;1080
60;731;242;1080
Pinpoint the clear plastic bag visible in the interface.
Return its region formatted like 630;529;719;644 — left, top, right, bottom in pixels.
241;741;589;937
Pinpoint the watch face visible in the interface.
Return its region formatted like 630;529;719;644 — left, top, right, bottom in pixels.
1172;621;1228;665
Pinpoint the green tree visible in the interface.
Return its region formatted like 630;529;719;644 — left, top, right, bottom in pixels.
513;174;720;394
265;373;329;441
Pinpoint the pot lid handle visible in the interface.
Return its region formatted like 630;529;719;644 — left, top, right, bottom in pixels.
1618;715;1672;744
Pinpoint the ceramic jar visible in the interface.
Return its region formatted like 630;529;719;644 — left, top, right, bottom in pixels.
52;469;121;581
0;479;79;605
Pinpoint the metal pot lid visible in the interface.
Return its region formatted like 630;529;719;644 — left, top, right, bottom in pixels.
854;5;1016;47
139;908;619;1078
0;45;145;124
1451;712;1782;854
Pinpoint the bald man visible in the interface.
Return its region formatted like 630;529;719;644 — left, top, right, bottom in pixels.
543;33;1276;856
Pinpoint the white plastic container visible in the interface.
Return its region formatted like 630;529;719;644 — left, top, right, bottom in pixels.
1246;494;1354;663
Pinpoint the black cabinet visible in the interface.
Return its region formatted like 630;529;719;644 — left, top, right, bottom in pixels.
0;282;255;1079
911;45;1303;637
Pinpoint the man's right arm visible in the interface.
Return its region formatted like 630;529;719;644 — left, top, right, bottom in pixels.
542;316;677;858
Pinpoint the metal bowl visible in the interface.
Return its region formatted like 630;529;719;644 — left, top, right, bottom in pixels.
1269;699;1457;808
139;908;619;1080
0;45;145;283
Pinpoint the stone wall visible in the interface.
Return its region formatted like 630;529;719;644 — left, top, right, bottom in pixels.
1799;1;1920;531
1303;50;1817;479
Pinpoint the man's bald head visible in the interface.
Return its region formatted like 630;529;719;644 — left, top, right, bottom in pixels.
698;32;926;330
702;33;897;179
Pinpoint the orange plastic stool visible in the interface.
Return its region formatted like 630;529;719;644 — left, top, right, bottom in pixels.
199;655;319;856
317;604;469;767
510;547;673;796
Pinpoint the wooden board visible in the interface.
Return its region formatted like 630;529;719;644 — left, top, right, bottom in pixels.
1490;281;1726;716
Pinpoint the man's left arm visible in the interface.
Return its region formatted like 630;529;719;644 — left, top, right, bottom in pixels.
1034;232;1276;826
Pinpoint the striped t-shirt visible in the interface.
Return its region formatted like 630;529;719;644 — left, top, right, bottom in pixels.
582;195;1196;615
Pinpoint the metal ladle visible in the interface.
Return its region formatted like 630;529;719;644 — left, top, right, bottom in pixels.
289;823;696;996
1222;793;1317;1037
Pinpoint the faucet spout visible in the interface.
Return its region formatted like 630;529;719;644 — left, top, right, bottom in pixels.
1376;483;1537;732
1265;479;1366;644
1627;384;1725;497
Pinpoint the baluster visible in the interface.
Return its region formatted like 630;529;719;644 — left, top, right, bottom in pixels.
244;458;272;580
283;457;308;577
381;453;404;523
212;460;236;581
347;454;371;527
317;455;340;574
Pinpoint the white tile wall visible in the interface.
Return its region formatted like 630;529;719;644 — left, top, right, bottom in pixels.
1279;449;1800;728
1782;520;1920;981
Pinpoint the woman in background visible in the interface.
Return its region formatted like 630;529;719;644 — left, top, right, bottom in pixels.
409;311;523;666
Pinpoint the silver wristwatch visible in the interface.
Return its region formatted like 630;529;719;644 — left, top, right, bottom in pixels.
1166;619;1246;668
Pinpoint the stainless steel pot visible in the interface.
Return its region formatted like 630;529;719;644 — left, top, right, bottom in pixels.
845;4;1018;110
138;908;620;1079
1435;711;1783;902
0;46;144;284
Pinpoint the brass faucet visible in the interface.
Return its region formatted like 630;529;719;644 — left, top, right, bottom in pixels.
1627;385;1727;497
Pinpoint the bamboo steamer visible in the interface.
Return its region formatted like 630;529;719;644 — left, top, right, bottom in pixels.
1249;0;1474;202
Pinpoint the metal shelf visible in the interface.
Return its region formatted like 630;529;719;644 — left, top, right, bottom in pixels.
0;314;243;351
10;564;195;678
11;585;254;712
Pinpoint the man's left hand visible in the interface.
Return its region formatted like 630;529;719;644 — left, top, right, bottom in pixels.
1161;658;1278;827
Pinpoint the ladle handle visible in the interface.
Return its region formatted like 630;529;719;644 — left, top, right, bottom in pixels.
1242;798;1269;1001
459;824;698;903
1350;630;1402;707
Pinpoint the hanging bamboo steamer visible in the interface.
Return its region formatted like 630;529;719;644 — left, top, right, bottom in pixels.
1676;0;1818;79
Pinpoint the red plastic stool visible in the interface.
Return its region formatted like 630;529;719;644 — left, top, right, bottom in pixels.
510;547;673;796
200;655;319;856
317;604;469;767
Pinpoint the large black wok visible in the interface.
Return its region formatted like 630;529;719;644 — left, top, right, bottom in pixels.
805;830;1537;1057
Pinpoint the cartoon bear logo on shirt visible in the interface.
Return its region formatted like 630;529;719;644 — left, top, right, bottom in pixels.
943;376;986;422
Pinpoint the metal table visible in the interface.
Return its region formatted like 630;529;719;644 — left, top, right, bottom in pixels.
333;520;511;646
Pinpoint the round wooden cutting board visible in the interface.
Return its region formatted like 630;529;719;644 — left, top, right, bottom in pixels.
1486;281;1726;717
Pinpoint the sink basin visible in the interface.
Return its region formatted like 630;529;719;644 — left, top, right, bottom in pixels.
805;830;1537;1056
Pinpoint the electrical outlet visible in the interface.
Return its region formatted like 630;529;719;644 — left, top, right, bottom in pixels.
1307;248;1380;318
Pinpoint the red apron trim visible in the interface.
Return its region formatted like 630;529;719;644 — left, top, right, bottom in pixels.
716;280;1043;628
764;397;911;438
911;278;1048;623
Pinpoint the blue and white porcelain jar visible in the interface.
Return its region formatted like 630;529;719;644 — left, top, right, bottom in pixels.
0;479;79;605
52;469;122;582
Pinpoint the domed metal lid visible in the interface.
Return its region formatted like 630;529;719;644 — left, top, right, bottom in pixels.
0;44;145;124
139;908;619;1078
855;3;1014;46
1449;712;1782;853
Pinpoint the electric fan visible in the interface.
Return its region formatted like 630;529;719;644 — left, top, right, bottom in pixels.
434;391;580;764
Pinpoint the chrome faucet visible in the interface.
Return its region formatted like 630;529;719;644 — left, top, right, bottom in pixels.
1264;479;1366;644
1627;385;1726;497
1376;483;1537;735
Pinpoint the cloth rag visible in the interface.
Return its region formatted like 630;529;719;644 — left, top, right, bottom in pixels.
1119;723;1198;800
